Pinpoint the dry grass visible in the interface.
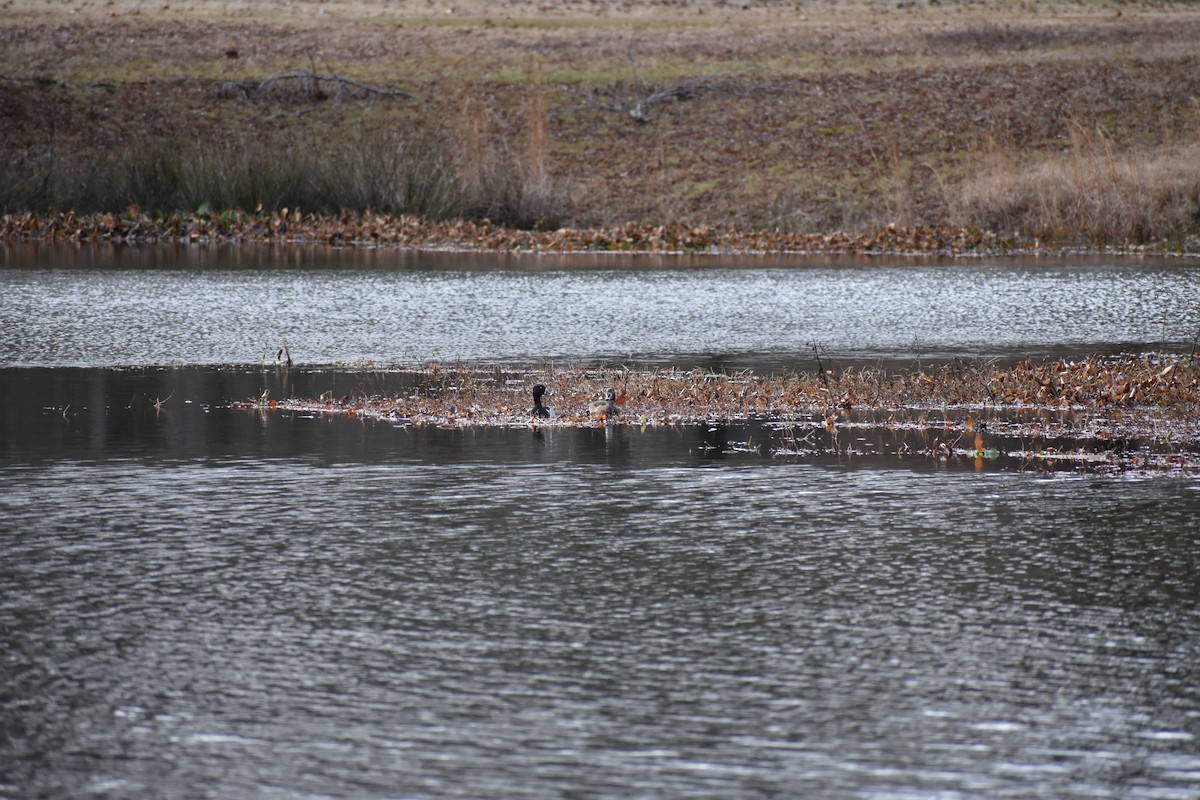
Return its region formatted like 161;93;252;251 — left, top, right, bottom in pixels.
0;134;457;217
0;123;567;228
956;122;1200;244
453;90;569;229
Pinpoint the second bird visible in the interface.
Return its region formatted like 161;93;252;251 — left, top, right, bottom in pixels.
588;388;620;420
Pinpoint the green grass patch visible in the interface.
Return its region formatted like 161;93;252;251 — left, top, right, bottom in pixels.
486;60;743;87
686;179;719;200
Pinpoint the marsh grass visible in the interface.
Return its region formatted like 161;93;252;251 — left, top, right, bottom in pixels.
955;122;1200;244
0;124;566;228
240;355;1200;472
1;134;458;218
453;91;569;229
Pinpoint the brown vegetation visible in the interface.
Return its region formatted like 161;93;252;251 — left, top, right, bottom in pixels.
3;0;1200;249
238;354;1200;472
246;354;1200;425
0;208;1029;254
957;125;1200;245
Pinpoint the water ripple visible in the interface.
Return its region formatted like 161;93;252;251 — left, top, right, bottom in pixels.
2;258;1197;367
2;460;1198;798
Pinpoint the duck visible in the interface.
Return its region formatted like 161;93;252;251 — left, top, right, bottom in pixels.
588;387;620;420
531;384;551;418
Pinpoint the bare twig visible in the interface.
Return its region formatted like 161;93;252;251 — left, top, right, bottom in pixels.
808;341;830;389
148;392;174;418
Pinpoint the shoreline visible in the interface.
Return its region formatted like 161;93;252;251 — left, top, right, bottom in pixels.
4;2;1198;248
4;211;1198;257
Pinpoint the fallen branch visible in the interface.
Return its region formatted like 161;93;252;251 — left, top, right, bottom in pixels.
593;81;705;123
218;68;416;102
0;73;116;92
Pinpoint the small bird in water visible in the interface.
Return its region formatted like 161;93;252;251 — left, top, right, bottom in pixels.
531;384;551;418
588;387;620;420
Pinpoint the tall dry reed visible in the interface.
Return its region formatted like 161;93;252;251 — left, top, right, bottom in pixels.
0;132;461;220
452;90;568;230
955;121;1200;244
1;113;568;229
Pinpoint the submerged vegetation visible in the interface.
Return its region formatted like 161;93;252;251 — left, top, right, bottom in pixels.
237;354;1200;474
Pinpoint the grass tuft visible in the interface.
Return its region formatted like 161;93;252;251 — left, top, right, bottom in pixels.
0;126;566;229
954;123;1200;244
453;91;569;230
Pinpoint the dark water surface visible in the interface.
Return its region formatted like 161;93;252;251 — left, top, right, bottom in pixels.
2;247;1199;799
2;367;1199;800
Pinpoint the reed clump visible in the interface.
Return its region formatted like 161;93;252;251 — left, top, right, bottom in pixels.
0;135;455;219
453;91;569;230
0;125;568;230
955;123;1200;245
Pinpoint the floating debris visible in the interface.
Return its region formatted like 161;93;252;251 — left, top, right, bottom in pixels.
231;355;1200;473
1;210;1180;256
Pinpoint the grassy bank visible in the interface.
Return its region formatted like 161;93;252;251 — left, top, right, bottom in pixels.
956;125;1200;246
3;125;1198;249
2;0;1200;249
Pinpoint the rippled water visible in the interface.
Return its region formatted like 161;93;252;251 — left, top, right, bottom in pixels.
2;244;1197;368
3;444;1199;799
3;246;1199;799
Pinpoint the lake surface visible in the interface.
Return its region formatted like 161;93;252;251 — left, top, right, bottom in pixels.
2;245;1199;799
3;244;1198;369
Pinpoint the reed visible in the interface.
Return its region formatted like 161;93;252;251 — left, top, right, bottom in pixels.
236;355;1200;472
0;122;566;229
0;134;457;218
452;90;569;230
955;123;1200;245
